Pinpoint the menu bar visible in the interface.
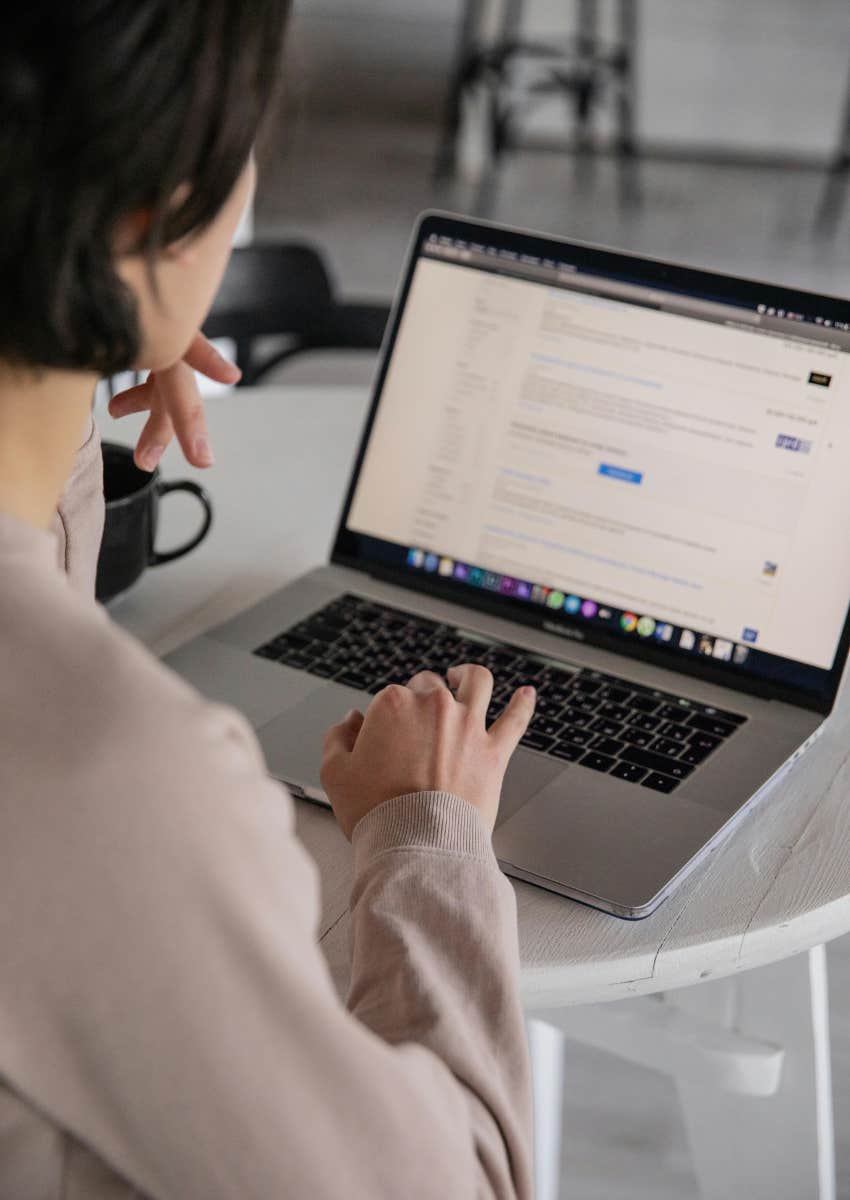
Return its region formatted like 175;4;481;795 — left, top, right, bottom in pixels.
423;234;850;353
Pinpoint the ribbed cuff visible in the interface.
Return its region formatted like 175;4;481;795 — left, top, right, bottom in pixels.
351;791;495;874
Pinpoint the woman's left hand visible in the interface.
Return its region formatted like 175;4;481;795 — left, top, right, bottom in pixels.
107;333;241;473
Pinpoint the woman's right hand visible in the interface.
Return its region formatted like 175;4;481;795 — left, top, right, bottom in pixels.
320;663;536;840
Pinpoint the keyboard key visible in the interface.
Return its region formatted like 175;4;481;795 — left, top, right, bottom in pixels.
299;622;339;644
335;670;371;690
558;706;594;728
571;696;601;715
278;649;311;669
579;751;617;773
641;771;679;793
689;731;722;758
572;678;602;695
699;704;747;725
598;685;630;704
312;611;348;631
559;726;595;747
589;716;625;738
688;714;737;739
515;659;551;683
551;740;584;762
621;726;655;748
620;746;694;781
279;631;312;650
651;736;683;757
545;665;577;685
679;744;713;766
591;736;625;757
598;702;630;722
656;703;689;723
309;661;338;678
531;716;564;739
658;722;691;743
520;731;556;752
611;761;648;784
630;713;661;732
629;695;659;714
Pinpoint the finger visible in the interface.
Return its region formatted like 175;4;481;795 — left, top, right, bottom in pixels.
322;709;365;757
107;377;156;418
446;663;493;717
133;401;175;473
182;332;241;384
488;686;536;755
407;670;450;694
156;360;215;467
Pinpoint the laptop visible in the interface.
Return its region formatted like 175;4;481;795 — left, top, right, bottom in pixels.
165;210;850;919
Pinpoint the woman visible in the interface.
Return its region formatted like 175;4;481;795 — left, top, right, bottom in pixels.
0;5;535;1197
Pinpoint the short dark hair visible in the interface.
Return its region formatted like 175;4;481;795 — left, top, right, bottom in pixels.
0;3;289;374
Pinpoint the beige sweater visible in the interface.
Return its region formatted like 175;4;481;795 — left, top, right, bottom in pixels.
0;418;532;1199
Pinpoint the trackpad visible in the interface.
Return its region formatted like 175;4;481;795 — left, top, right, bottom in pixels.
257;682;370;791
497;749;565;825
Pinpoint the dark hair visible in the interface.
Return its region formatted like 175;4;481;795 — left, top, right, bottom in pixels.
0;3;289;374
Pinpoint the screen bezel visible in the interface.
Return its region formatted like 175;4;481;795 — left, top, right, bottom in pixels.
331;210;850;715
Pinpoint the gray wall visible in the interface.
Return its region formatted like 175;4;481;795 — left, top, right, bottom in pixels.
290;0;849;156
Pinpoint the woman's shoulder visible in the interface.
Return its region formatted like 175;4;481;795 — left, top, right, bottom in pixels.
0;561;282;840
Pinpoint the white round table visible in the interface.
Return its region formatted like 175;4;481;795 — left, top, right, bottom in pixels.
98;385;850;1200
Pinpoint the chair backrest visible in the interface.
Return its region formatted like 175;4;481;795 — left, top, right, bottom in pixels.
203;242;335;342
202;241;391;385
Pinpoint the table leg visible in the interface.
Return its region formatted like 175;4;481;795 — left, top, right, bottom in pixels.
674;945;835;1200
526;1016;566;1200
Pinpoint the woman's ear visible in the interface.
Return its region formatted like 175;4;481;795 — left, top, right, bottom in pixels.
117;159;255;373
113;208;152;258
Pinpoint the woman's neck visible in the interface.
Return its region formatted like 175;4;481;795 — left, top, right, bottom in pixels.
0;363;97;531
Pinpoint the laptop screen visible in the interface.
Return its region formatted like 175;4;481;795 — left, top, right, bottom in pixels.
334;213;850;711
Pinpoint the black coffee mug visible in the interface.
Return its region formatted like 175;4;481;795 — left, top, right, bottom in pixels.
96;441;213;603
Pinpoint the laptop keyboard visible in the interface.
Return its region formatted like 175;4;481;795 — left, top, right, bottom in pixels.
254;593;747;794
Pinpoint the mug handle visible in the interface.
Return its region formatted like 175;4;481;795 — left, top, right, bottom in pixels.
149;479;214;566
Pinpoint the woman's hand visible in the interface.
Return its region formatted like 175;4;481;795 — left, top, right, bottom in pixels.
107;333;241;473
321;664;536;840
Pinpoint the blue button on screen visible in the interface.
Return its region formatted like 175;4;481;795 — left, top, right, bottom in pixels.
598;463;643;485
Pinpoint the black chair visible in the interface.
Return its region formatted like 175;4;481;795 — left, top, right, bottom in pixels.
202;242;391;386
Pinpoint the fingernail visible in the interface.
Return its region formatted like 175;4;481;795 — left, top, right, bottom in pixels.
139;444;165;472
523;686;536;700
193;435;215;466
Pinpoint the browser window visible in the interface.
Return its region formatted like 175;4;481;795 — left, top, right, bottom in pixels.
347;248;850;675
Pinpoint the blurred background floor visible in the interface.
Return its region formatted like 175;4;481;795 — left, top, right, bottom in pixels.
254;3;850;1195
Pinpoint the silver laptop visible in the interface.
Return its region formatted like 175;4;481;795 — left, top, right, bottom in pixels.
166;211;850;919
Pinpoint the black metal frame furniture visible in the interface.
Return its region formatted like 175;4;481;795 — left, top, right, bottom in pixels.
202;242;390;386
817;63;850;234
434;0;638;183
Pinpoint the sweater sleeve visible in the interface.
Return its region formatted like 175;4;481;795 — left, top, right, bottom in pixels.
348;793;533;1196
0;654;533;1200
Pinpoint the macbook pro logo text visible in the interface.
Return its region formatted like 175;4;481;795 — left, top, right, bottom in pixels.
542;620;585;641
